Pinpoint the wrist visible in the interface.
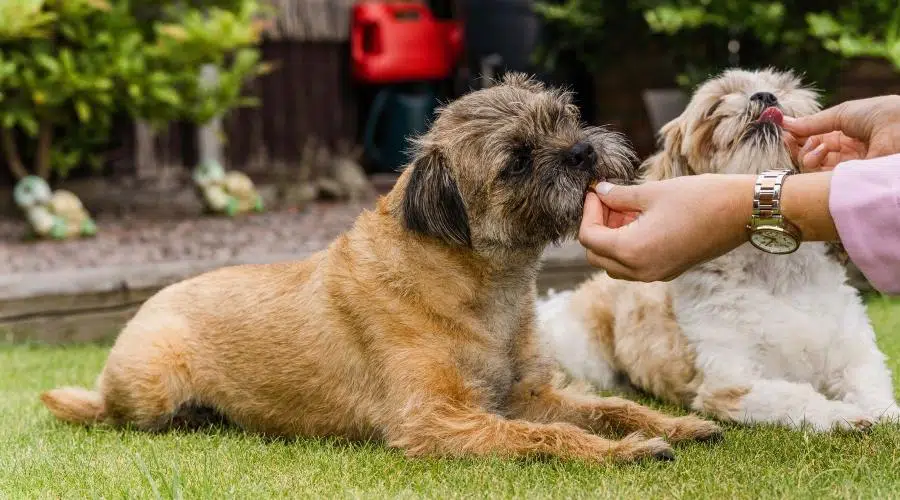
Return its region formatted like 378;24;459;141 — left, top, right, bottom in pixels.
780;171;838;242
713;174;757;247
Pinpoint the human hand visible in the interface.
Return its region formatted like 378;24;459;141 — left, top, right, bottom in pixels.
796;131;868;172
784;95;900;169
578;175;754;282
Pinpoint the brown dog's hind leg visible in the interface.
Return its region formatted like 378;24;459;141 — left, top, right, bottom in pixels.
87;323;200;432
40;359;191;432
388;402;674;463
101;362;196;432
510;384;723;444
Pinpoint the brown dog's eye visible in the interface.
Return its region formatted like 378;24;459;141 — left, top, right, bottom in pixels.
502;146;533;179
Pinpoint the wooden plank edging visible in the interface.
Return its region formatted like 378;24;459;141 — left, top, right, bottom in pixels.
0;242;596;344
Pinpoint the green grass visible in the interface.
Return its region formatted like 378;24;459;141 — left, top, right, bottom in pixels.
2;298;900;499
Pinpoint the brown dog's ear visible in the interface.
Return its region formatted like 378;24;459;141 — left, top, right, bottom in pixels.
640;118;690;181
401;149;471;247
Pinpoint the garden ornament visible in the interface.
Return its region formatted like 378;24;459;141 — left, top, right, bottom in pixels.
282;136;375;205
329;139;375;201
192;160;264;216
312;142;343;199
13;175;97;240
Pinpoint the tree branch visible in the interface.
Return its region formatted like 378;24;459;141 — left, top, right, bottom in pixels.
35;118;54;179
1;128;29;180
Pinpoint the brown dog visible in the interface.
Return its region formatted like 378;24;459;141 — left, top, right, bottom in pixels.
41;74;721;463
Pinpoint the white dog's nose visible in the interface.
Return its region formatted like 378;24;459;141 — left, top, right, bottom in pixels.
750;91;778;107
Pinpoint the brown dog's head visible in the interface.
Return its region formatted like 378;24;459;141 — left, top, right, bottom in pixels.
643;68;820;181
395;73;635;253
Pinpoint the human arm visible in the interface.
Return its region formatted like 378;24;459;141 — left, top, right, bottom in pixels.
785;95;900;293
828;155;900;294
578;94;900;289
578;172;837;283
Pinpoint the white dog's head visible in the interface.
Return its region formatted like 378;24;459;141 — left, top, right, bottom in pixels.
642;68;820;180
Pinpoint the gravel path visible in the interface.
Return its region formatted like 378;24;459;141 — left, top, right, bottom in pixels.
0;201;371;274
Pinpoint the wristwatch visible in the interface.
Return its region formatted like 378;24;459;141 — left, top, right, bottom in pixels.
747;169;802;254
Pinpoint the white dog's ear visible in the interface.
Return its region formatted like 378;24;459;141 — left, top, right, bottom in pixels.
401;149;471;247
640;118;689;181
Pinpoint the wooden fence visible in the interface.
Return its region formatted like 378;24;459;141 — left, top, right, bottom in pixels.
131;40;359;180
223;41;359;175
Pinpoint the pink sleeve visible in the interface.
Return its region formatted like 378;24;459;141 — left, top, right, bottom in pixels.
829;153;900;294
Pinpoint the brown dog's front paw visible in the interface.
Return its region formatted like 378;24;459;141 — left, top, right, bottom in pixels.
664;415;724;443
613;434;675;462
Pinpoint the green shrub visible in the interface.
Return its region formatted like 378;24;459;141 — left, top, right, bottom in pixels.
807;1;900;70
0;0;268;180
535;0;845;99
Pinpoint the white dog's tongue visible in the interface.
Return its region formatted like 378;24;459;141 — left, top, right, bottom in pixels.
758;107;784;127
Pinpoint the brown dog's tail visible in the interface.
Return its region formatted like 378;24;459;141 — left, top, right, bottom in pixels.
40;387;106;425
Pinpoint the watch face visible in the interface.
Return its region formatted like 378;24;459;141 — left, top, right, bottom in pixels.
750;226;799;254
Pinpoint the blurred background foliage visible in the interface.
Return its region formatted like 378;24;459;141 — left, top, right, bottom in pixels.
534;0;898;102
0;0;270;180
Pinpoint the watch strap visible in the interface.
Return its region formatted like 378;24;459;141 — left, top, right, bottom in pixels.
749;169;802;239
753;169;790;219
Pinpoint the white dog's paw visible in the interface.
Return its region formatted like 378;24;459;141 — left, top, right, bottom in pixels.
870;404;900;425
822;409;874;433
838;416;875;432
800;404;874;433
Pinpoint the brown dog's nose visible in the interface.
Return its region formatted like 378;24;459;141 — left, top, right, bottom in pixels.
565;142;596;169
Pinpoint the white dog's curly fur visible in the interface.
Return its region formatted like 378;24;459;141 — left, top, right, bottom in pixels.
537;68;899;432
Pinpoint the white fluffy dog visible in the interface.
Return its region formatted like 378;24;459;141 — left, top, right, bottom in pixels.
537;68;899;432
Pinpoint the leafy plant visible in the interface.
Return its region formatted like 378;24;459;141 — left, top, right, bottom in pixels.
636;0;846;93
807;2;900;70
0;0;269;181
534;0;845;99
533;0;652;74
640;1;786;43
0;0;123;179
0;0;57;40
126;1;273;128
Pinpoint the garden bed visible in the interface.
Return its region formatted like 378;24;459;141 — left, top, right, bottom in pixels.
0;201;367;274
0;190;596;344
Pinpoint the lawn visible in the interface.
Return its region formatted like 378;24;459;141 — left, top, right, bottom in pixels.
2;297;900;499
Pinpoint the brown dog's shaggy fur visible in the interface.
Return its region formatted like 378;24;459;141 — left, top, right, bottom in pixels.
41;74;721;463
